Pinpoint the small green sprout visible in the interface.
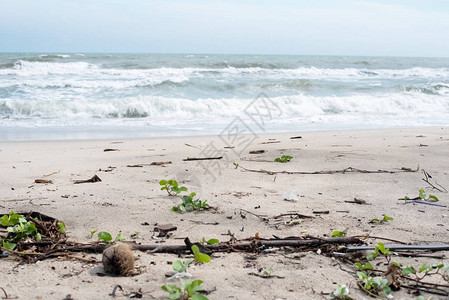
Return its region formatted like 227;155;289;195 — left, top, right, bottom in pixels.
263;267;274;277
419;188;426;199
162;279;208;300
419;188;439;202
274;155;293;163
0;211;45;250
200;237;219;245
330;284;352;299
57;222;66;233
191;245;211;263
369;214;393;224
2;240;16;250
172;193;210;213
402;263;448;282
355;262;374;270
0;211;23;226
162;284;182;300
172;259;194;273
402;266;417;277
6;215;40;241
97;231;112;243
403;188;439;202
357;271;391;298
97;231;126;244
332;229;348;237
114;233;126;241
366;243;397;262
160;179;188;196
89;230;97;239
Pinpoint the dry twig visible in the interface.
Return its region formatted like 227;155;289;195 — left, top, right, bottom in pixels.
183;157;223;161
422;169;447;193
237;165;419;175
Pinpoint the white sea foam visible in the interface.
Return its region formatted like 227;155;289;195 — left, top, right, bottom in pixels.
0;76;188;90
39;54;70;58
1;54;448;140
0;60;95;76
1;93;447;128
1;60;448;81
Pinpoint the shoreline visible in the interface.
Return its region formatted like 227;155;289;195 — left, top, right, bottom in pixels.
1;127;448;299
0;124;445;143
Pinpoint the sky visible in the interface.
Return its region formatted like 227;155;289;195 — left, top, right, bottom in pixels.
1;0;449;57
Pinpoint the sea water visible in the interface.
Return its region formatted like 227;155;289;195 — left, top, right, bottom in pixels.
0;53;448;140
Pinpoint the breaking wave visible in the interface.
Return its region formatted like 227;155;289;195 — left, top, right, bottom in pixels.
1;60;448;81
1;53;448;139
1;93;448;128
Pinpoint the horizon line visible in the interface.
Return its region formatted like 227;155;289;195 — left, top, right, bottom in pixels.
1;51;448;59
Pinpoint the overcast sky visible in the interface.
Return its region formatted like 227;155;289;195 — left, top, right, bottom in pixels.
1;0;448;57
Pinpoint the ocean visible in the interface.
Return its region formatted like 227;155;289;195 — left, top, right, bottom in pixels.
1;53;448;141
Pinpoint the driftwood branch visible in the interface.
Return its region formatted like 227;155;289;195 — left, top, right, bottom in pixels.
127;161;172;167
247;272;285;279
346;244;449;252
237;165;419;175
34;179;53;184
272;213;314;219
259;141;280;144
237;209;314;222
184;143;201;149
183;157;223;161
402;284;449;297
67;238;449;254
65;236;362;254
353;235;408;245
74;174;102;184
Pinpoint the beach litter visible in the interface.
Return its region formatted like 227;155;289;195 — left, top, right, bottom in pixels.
166;272;192;281
154;224;177;237
249;150;265;154
283;190;301;202
405;200;447;207
183;156;223;161
345;198;370;205
34;179;53;184
74;174;102;184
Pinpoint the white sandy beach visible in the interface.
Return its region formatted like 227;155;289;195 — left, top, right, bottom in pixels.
1;127;449;299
